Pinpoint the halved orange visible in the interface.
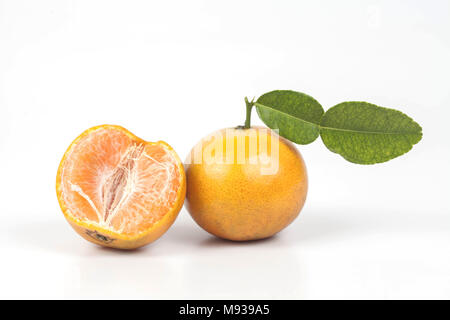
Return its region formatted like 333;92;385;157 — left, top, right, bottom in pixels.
56;125;186;249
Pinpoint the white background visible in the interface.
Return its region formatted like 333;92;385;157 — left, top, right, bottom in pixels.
1;0;449;299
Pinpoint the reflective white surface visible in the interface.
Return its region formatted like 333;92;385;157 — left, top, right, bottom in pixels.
1;0;449;299
2;208;450;299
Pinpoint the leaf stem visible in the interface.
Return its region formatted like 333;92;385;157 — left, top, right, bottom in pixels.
244;97;255;129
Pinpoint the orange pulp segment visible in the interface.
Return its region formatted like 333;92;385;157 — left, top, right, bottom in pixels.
56;125;186;249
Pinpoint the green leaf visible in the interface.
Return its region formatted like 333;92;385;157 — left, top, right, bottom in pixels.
255;90;325;144
320;102;422;164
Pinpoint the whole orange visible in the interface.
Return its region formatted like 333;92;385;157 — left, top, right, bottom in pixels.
185;126;308;241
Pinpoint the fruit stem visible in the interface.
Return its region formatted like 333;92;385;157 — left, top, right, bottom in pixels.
244;97;255;129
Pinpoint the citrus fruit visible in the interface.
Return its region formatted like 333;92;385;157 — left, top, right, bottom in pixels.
185;126;307;241
56;124;186;249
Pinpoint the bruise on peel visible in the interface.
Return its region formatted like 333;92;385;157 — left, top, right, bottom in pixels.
85;230;115;243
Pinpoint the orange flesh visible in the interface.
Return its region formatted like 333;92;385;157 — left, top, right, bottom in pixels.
59;127;181;235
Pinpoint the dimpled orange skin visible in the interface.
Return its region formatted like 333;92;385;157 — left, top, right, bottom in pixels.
185;127;308;241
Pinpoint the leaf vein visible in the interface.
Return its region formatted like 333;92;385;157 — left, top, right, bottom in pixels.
319;126;421;135
255;103;318;127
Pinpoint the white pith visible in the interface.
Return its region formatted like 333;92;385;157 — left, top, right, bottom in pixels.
60;130;179;234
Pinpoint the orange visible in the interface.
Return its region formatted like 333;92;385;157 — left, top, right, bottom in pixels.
56;125;186;249
185;126;308;241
